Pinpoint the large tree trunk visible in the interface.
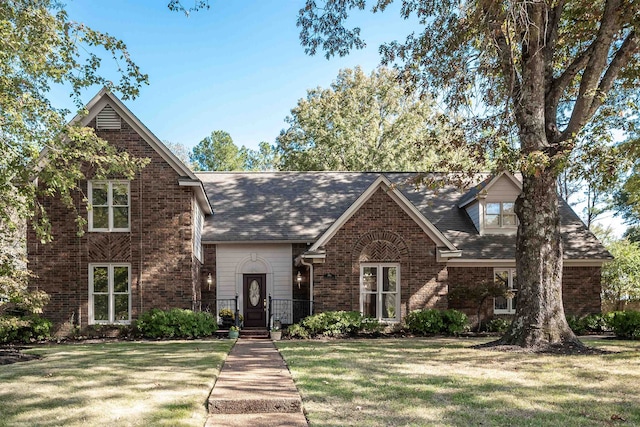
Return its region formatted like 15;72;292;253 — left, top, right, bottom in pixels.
499;168;581;348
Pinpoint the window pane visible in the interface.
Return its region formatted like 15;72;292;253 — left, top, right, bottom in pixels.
362;293;376;318
494;296;507;310
382;293;396;319
383;267;397;292
503;214;517;226
93;207;109;229
93;267;108;292
494;270;509;288
362;267;377;291
112;184;129;206
485;214;500;227
486;203;501;215
92;184;108;205
113;267;129;292
94;294;109;321
114;294;129;321
113;207;129;229
502;202;515;214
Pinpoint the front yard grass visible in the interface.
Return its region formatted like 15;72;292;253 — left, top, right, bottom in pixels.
277;337;640;427
0;339;234;427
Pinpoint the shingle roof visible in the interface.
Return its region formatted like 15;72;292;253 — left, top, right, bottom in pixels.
196;172;611;260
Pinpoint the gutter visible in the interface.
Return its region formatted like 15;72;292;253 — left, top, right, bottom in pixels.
299;257;314;316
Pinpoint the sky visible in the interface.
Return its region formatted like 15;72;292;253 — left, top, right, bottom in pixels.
50;1;626;236
52;0;416;151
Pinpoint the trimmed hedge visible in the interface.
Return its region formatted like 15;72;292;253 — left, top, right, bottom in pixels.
609;311;640;339
135;308;218;339
567;313;614;335
0;315;52;343
287;311;380;338
404;309;468;335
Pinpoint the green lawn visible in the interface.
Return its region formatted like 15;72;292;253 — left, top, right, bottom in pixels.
277;337;640;427
0;340;234;427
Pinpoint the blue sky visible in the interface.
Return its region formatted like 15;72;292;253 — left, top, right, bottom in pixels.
53;1;416;151
51;1;625;235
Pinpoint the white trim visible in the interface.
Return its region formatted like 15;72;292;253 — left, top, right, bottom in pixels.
309;175;458;252
493;268;517;314
88;263;131;325
447;258;607;267
88;180;131;232
72;88;213;215
203;239;313;245
360;263;401;322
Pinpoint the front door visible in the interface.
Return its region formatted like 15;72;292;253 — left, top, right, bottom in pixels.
243;274;266;327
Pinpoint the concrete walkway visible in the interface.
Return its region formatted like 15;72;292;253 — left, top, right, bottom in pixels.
205;339;308;427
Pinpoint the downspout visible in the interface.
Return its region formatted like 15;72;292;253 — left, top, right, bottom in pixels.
300;257;314;316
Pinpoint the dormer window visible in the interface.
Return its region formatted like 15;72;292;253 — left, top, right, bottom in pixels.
485;202;517;228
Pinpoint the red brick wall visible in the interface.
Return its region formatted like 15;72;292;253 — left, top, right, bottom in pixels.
27;116;197;334
448;265;603;326
313;188;448;316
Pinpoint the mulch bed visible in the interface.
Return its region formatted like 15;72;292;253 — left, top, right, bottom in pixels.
472;339;613;355
0;348;41;365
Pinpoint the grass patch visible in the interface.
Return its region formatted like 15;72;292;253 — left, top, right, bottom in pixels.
277;337;640;427
0;339;234;426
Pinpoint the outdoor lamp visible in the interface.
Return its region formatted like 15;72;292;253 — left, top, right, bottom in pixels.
207;273;213;290
296;271;302;289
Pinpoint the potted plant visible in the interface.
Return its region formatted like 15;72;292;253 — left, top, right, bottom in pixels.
219;308;235;329
270;320;282;341
228;325;240;339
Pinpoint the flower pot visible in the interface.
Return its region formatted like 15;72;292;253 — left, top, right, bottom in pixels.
228;330;239;339
270;330;282;341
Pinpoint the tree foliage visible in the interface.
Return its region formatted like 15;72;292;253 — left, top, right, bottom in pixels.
243;142;280;171
298;0;640;349
602;239;640;311
190;130;246;171
277;66;480;171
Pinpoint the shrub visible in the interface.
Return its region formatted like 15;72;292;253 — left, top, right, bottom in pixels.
135;308;218;339
583;313;613;333
0;315;52;343
440;309;469;335
404;309;444;335
609;311;640;339
404;309;469;335
486;318;510;333
288;311;380;338
566;315;587;335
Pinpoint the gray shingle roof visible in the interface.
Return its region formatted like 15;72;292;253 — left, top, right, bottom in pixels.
196;172;611;260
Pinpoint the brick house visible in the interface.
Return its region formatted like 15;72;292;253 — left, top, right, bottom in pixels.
28;90;611;334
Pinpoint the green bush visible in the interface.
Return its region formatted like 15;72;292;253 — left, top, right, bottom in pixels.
609;311;640;339
566;315;587;335
583;313;613;333
404;309;468;335
0;315;52;343
486;318;510;333
289;311;380;338
135;308;218;339
441;309;469;335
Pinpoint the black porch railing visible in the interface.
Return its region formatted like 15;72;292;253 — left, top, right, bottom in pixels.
268;297;321;326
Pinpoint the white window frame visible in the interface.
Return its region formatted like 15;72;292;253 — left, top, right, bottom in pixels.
485;202;517;229
88;264;132;324
360;263;401;322
493;268;517;314
193;201;203;262
88;180;131;232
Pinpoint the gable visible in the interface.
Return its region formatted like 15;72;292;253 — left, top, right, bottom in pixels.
71;89;212;215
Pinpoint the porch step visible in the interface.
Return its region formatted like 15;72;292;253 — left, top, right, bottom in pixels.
240;327;269;339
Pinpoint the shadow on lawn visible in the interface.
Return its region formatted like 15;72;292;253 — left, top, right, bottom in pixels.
278;338;640;427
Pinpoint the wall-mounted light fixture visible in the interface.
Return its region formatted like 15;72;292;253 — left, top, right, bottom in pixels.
296;271;302;289
207;273;213;290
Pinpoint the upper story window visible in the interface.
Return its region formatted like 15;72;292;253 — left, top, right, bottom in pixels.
485;202;517;228
88;181;130;232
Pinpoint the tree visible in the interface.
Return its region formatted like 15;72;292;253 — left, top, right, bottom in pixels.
243;142;280;171
0;1;149;314
164;141;195;169
190;131;247;171
277;66;477;171
298;0;640;350
602;239;640;311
